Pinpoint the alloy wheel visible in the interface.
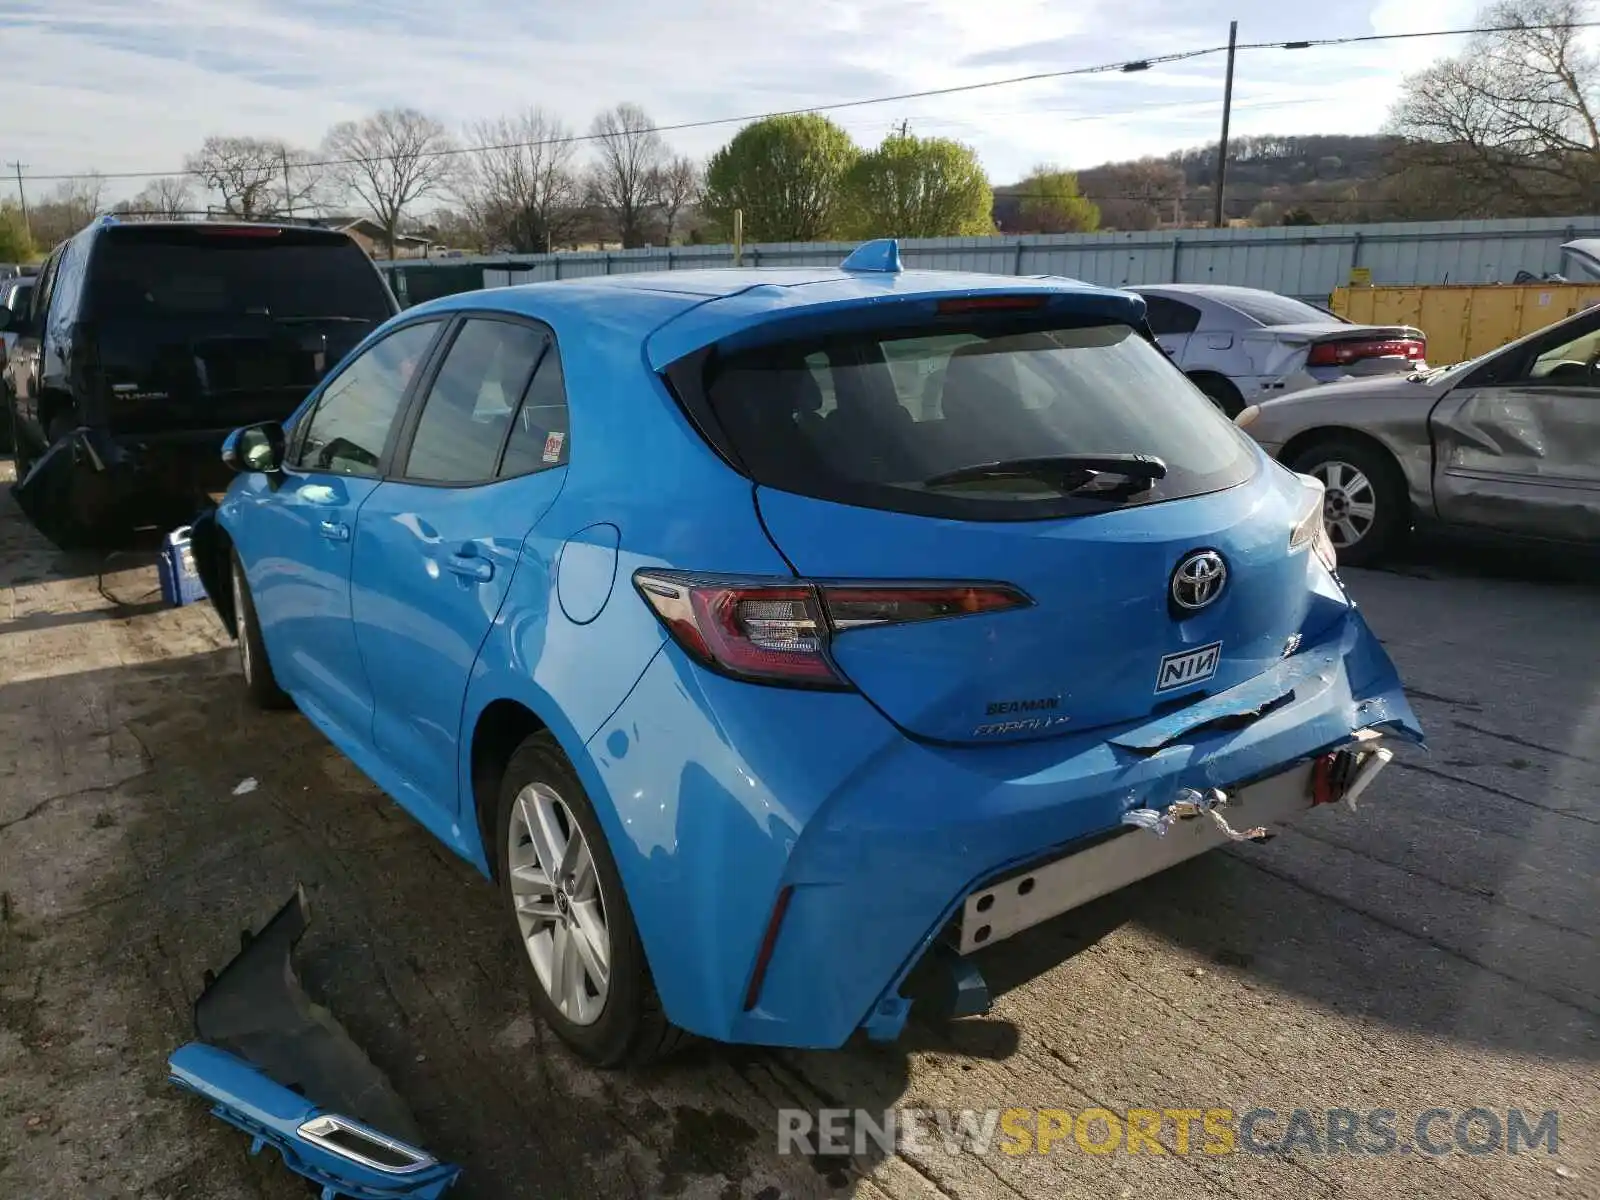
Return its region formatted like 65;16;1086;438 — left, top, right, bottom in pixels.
1310;459;1378;550
507;783;611;1026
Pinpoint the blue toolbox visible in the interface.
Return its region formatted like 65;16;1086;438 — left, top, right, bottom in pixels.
158;525;209;607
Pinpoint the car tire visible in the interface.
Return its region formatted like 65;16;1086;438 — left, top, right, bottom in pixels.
1289;438;1409;568
231;551;293;710
1190;373;1245;418
494;731;686;1068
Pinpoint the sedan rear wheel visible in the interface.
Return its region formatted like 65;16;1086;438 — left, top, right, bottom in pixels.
1290;438;1408;567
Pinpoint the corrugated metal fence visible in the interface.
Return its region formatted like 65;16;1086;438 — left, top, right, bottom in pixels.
380;216;1600;306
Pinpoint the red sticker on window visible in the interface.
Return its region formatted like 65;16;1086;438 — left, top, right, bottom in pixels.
542;431;565;463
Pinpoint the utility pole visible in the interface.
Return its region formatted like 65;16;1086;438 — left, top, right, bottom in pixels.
1212;20;1238;229
8;162;29;238
280;148;294;219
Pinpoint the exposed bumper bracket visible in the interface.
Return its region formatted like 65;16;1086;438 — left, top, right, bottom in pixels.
955;734;1397;955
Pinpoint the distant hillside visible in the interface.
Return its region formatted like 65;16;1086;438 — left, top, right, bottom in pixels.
996;134;1410;231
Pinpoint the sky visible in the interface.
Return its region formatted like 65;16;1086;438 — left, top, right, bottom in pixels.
1;0;1488;209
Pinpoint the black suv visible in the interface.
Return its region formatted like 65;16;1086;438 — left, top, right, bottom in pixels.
0;218;399;542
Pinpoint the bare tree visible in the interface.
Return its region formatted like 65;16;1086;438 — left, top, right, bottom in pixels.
28;174;109;245
653;156;701;244
459;108;581;253
324;109;457;258
122;176;195;219
184;136;323;219
1388;0;1600;214
587;103;667;248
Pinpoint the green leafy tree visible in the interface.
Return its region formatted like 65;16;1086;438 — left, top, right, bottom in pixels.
702;114;859;242
1014;166;1100;233
844;131;994;238
0;205;33;262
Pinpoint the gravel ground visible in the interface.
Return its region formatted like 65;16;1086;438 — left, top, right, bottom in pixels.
1;455;1595;1200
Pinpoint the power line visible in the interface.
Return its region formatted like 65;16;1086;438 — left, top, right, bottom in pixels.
16;19;1600;186
15;44;1229;184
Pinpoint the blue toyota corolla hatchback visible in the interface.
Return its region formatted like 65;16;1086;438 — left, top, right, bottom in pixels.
192;240;1421;1068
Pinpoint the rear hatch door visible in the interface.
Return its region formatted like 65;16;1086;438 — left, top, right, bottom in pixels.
682;296;1327;744
85;224;396;436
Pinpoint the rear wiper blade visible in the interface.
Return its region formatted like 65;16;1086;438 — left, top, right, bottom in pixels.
922;453;1168;492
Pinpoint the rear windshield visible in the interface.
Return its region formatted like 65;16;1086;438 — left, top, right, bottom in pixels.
1220;292;1344;327
86;229;395;322
693;318;1258;521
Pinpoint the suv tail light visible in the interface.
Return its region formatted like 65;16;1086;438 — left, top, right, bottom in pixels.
633;571;1032;688
1306;337;1425;367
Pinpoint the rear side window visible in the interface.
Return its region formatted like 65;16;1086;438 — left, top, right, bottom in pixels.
1218;292;1342;327
1142;296;1202;336
498;342;570;477
695;318;1257;521
403;319;549;483
86;229;394;321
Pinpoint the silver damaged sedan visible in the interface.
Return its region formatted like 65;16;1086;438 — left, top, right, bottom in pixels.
1240;300;1600;566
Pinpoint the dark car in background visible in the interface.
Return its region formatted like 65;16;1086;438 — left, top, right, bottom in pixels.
0;218;398;543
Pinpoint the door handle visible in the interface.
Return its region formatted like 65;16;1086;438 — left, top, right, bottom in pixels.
319;520;350;542
446;553;493;582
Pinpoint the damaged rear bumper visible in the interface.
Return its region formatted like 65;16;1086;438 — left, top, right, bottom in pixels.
588;604;1422;1051
12;425;233;534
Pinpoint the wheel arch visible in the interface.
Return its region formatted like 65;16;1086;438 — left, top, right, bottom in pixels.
459;667;646;887
1277;424;1413;518
467;696;552;883
1186;370;1244;416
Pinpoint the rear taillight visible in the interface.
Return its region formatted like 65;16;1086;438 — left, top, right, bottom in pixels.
633;571;1032;688
1306;337;1425;367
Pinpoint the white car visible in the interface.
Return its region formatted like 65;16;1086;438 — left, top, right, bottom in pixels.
1132;284;1426;416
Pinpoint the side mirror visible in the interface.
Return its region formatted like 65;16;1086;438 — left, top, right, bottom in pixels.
0;306;11;334
223;422;286;475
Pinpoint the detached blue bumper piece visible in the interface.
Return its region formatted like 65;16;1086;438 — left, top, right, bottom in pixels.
169;886;460;1198
169;1044;461;1199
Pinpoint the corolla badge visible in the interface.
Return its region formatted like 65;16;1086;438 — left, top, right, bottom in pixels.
1170;549;1227;613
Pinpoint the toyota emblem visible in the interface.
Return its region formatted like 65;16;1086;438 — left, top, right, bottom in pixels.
1170;550;1227;614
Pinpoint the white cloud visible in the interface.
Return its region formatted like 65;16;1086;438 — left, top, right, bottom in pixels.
0;0;1498;207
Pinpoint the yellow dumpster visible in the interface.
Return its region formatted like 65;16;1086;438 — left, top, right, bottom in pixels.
1330;283;1600;366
